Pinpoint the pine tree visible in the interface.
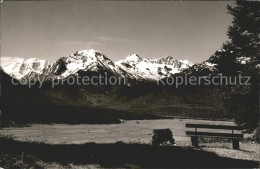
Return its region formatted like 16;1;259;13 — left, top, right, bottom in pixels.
210;0;260;74
210;0;260;129
227;1;259;129
227;0;260;61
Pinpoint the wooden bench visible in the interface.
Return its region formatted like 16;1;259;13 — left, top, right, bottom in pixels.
186;123;243;149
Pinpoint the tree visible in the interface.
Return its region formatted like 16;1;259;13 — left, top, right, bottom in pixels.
227;0;260;61
210;0;259;129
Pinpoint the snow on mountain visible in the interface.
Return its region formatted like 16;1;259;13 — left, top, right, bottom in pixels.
179;60;219;76
187;54;258;76
53;49;123;79
151;55;193;70
1;49;193;82
115;54;193;80
1;58;51;80
193;61;218;72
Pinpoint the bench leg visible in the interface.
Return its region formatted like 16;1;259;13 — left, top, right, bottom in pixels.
232;139;239;150
191;136;199;147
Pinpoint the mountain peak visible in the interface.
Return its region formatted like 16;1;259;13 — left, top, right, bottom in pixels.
163;55;175;60
1;58;49;80
68;49;103;60
54;49;116;78
124;54;142;64
74;49;101;56
151;56;177;65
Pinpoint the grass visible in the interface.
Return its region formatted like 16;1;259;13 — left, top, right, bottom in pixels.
0;135;258;168
0;153;101;169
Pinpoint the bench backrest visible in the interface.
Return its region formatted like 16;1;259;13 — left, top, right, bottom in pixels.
186;123;244;139
186;123;243;130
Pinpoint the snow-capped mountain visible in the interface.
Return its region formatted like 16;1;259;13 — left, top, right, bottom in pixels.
180;61;218;76
1;50;127;81
52;49;127;79
1;58;52;80
1;49;193;82
151;55;192;69
115;54;193;80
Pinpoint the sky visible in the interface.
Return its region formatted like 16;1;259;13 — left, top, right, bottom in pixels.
1;1;233;66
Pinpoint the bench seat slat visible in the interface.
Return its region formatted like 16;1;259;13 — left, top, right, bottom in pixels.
186;131;243;138
186;123;243;130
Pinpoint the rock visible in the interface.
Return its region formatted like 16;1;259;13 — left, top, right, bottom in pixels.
152;128;175;145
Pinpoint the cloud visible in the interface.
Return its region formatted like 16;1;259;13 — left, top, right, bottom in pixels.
59;40;100;47
87;41;100;45
96;36;130;42
59;37;130;49
96;36;114;41
1;56;24;66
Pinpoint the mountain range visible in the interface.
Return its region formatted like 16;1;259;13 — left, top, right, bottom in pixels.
3;48;250;84
1;49;193;82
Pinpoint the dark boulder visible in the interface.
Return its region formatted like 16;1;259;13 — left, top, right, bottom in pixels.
152;129;175;145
